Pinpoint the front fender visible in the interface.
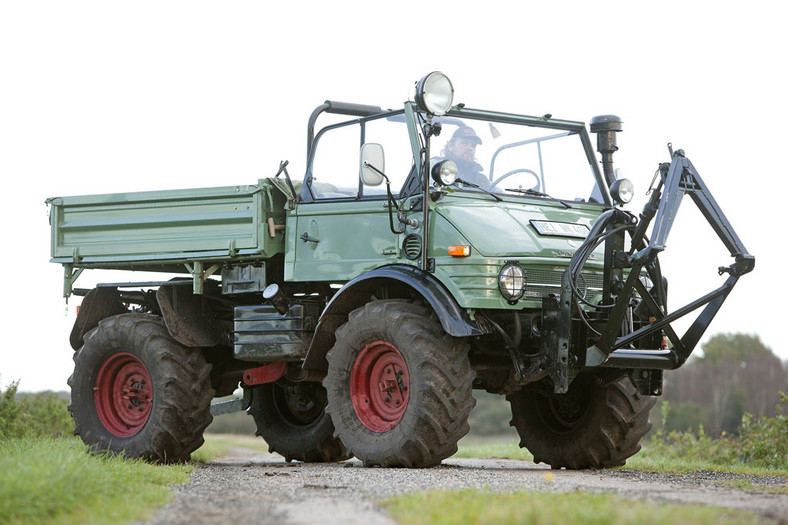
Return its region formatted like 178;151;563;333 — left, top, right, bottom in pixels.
301;264;484;371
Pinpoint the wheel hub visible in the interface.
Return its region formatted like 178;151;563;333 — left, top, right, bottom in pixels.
537;376;593;433
276;382;325;425
350;341;410;432
94;352;153;437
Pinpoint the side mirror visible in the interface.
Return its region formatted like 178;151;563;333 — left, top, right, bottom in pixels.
360;143;385;187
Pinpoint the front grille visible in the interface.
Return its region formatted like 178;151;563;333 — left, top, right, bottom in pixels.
524;268;603;299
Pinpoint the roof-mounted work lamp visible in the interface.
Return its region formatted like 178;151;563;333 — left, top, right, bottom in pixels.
414;72;454;116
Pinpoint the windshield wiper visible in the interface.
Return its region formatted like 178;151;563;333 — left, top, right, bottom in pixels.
505;187;572;209
456;179;503;202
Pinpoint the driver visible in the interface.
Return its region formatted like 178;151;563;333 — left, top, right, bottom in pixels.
439;126;490;189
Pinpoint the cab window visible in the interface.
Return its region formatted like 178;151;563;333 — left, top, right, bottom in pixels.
308;113;412;200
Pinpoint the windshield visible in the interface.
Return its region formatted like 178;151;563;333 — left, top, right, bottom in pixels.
432;116;603;204
305;107;604;206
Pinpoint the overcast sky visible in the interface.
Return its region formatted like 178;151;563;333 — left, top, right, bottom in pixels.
1;1;784;392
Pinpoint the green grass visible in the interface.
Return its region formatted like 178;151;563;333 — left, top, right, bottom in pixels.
0;437;193;525
455;439;532;461
458;435;788;481
201;433;270;454
2;422;784;524
190;437;229;463
382;489;768;525
626;449;788;479
717;479;788;494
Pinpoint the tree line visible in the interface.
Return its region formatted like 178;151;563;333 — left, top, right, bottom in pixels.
660;333;787;436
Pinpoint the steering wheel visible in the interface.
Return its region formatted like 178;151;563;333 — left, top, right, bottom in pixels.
491;168;541;192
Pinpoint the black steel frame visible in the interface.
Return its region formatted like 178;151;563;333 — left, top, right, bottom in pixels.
550;148;754;393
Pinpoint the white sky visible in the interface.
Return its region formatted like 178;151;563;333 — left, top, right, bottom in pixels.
1;1;784;392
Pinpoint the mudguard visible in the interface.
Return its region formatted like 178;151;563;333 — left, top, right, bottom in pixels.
69;287;127;350
156;284;220;348
301;264;485;371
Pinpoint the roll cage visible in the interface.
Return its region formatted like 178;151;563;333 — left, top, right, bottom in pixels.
299;102;615;207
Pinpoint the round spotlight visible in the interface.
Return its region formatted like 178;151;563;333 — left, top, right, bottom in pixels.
610;178;634;205
414;71;454;116
431;160;458;186
498;263;526;303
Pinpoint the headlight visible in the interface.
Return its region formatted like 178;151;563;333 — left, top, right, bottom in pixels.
498;263;526;303
610;178;634;205
431;160;458;186
414;71;454;116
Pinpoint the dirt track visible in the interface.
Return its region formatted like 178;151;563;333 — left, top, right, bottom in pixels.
140;445;788;524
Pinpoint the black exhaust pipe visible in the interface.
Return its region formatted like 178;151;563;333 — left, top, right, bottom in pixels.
590;115;623;186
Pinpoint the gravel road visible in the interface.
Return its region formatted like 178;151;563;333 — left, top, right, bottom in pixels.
140;446;788;524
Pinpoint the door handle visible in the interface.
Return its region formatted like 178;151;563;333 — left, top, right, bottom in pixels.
300;232;319;243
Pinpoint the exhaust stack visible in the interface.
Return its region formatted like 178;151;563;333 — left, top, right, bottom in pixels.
590;115;623;186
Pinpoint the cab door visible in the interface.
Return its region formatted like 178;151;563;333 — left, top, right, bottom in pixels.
287;112;414;283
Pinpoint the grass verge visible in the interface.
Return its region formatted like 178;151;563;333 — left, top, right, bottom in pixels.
625;451;788;479
0;437;192;525
458;436;788;481
382;489;767;525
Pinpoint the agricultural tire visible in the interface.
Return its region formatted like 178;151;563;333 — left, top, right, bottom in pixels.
249;380;349;462
507;374;655;469
323;300;476;468
68;313;214;463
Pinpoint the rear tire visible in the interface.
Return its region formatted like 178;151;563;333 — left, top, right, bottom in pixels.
507;374;655;469
249;380;349;462
69;313;214;463
324;300;475;467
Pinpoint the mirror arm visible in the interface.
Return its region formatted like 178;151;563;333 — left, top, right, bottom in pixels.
386;185;406;235
363;161;387;182
364;162;406;235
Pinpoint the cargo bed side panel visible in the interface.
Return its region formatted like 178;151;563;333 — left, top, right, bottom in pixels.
48;181;285;268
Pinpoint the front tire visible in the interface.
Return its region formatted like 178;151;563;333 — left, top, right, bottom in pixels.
324;300;475;468
507;374;655;469
248;380;349;462
69;313;214;463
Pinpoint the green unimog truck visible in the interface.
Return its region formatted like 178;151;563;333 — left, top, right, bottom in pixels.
47;72;754;468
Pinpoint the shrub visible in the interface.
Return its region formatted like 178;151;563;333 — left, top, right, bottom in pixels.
645;395;788;470
0;380;24;438
664;401;711;434
738;392;788;468
644;426;737;466
0;379;73;438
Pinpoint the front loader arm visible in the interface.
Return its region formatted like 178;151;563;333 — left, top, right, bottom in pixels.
550;148;754;393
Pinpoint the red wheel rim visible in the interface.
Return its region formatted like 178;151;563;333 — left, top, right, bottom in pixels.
350;341;409;432
94;352;153;437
